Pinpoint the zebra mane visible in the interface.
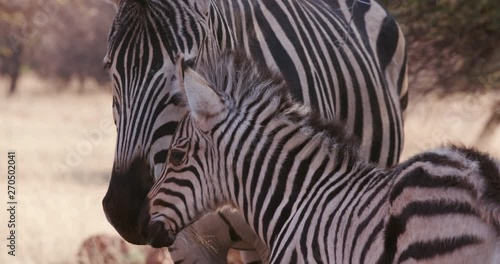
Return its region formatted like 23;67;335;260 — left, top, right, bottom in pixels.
129;0;147;4
196;50;290;111
196;50;363;165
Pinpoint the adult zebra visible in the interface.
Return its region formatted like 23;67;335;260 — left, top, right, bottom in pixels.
141;51;500;263
101;0;407;262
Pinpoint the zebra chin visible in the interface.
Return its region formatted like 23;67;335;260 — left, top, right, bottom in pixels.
138;209;177;248
146;221;176;248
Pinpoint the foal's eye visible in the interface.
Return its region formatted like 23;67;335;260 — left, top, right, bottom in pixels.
169;149;186;166
103;61;111;71
184;59;195;69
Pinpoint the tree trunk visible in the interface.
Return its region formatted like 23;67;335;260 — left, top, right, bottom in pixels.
7;45;23;96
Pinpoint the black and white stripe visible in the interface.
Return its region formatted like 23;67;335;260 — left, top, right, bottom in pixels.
103;0;407;262
143;51;500;263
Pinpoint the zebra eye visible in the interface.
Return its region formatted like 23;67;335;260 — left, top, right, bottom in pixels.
169;149;186;166
103;61;111;71
184;59;195;69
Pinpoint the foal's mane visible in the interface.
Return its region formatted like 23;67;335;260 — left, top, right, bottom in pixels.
197;50;363;165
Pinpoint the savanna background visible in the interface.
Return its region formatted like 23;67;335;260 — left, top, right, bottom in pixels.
0;0;499;263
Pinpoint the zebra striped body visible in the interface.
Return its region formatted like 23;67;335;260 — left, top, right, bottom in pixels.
102;0;407;261
141;52;500;263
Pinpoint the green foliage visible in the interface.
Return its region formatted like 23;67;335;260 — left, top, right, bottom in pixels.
382;0;500;93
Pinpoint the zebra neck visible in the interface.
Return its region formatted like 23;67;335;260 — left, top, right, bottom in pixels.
201;1;236;59
221;113;376;248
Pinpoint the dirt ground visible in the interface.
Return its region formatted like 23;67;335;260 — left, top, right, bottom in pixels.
0;74;498;263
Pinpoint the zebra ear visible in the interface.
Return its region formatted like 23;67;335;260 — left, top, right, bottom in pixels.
174;54;225;130
103;0;120;8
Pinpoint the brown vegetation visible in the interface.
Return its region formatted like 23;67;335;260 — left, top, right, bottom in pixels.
384;0;500;94
0;0;115;94
77;234;173;264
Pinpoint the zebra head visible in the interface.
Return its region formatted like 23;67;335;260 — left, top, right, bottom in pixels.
140;55;231;247
101;0;213;244
139;51;287;247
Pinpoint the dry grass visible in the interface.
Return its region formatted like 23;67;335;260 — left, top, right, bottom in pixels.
0;74;120;264
0;74;498;263
401;91;500;160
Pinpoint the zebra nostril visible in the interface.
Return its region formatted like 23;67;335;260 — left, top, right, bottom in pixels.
147;221;176;248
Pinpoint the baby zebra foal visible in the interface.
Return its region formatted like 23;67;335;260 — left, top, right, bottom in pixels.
139;51;500;263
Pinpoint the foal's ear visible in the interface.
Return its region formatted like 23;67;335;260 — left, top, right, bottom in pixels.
103;0;121;9
174;54;225;131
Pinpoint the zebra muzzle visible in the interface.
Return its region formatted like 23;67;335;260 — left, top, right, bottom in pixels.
138;204;176;248
145;221;176;248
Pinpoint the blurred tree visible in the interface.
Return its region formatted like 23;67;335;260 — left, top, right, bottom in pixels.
2;0;499;95
30;0;115;92
0;0;115;94
382;0;500;94
0;1;33;95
